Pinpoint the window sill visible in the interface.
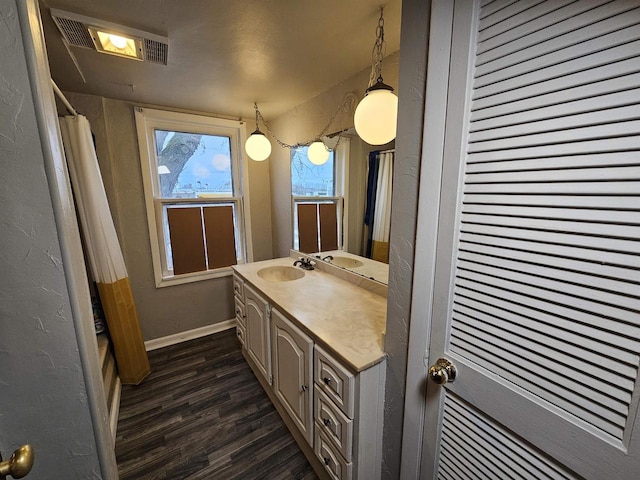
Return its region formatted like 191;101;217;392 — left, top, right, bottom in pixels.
155;266;235;288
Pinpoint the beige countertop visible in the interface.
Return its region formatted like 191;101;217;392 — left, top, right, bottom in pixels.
233;257;387;372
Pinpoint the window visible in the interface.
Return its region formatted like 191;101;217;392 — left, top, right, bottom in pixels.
291;143;347;253
135;108;249;287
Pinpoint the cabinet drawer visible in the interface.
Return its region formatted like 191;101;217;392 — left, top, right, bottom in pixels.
236;323;246;348
233;274;244;301
314;386;352;462
315;346;355;418
234;298;246;327
314;428;352;480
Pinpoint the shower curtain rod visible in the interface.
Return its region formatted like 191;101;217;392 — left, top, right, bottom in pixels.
51;79;78;116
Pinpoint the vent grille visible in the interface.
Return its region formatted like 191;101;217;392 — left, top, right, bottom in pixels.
50;9;169;65
144;39;168;65
53;16;94;49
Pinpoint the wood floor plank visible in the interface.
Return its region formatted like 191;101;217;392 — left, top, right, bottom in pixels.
115;329;318;480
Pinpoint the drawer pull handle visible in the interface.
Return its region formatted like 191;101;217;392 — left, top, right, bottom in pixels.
322;417;331;426
324;457;331;466
323;377;331;385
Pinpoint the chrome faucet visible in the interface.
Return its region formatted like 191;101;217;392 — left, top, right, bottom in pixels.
322;255;333;262
293;258;315;270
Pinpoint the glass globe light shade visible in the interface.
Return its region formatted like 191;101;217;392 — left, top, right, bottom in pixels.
354;88;398;145
108;34;128;49
245;131;272;161
307;141;330;165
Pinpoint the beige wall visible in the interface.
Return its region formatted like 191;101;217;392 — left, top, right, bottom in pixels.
64;92;273;341
268;52;401;257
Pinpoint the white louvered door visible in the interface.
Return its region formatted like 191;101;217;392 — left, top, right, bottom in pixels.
420;1;640;478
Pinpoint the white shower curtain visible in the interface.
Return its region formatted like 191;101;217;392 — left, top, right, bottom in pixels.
59;115;149;385
371;151;393;263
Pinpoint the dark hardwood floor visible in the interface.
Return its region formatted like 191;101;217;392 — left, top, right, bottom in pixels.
115;329;318;480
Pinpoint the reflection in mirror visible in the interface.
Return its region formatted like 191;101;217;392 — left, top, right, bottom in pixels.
292;131;395;277
314;249;389;285
334;131;395;263
362;148;394;263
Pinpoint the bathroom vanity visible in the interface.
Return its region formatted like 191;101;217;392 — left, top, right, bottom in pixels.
232;255;387;480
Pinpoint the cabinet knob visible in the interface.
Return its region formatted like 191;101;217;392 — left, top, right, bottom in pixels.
323;457;331;466
300;385;308;392
323;377;331;386
322;417;331;427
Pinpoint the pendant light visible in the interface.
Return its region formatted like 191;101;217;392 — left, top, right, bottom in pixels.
307;140;330;165
354;8;398;146
245;103;272;161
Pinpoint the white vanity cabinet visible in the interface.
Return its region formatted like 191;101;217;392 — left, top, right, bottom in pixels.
244;283;271;385
232;259;386;480
271;308;314;445
233;274;246;348
314;346;386;480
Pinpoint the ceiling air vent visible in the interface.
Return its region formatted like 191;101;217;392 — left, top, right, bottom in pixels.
144;38;168;65
52;16;94;49
50;8;169;65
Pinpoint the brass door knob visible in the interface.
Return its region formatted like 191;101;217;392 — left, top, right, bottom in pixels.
428;358;457;385
0;445;34;479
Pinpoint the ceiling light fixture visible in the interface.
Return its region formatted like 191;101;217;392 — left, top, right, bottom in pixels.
354;7;398;145
245;95;356;163
245;103;272;161
51;9;169;65
307;140;330;165
88;27;143;60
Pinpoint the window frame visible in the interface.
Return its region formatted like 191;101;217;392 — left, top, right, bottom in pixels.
290;138;350;252
135;107;252;287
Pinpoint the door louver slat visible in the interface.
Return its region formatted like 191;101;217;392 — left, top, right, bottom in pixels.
471;72;640;122
475;23;640;88
476;3;640;73
449;0;640;443
438;395;579;479
478;0;575;42
477;1;637;61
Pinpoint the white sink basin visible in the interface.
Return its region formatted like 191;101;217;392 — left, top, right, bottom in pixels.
257;266;305;282
330;256;364;268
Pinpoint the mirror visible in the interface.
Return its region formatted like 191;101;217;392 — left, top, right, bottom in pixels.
311;250;389;285
335;132;395;264
293;133;394;284
349;136;394;264
291;129;395;284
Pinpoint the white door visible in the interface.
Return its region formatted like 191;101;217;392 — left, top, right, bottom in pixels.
271;308;313;444
419;1;640;478
245;283;272;384
1;0;116;477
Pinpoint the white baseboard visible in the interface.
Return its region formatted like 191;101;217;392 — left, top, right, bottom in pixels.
144;319;236;351
110;377;121;445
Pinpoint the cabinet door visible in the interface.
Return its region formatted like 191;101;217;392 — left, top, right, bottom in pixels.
272;308;313;445
244;283;271;384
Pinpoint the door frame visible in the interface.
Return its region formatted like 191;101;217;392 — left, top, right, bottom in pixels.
16;0;118;477
398;1;466;478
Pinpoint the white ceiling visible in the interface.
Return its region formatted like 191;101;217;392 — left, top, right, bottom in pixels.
40;0;402;120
